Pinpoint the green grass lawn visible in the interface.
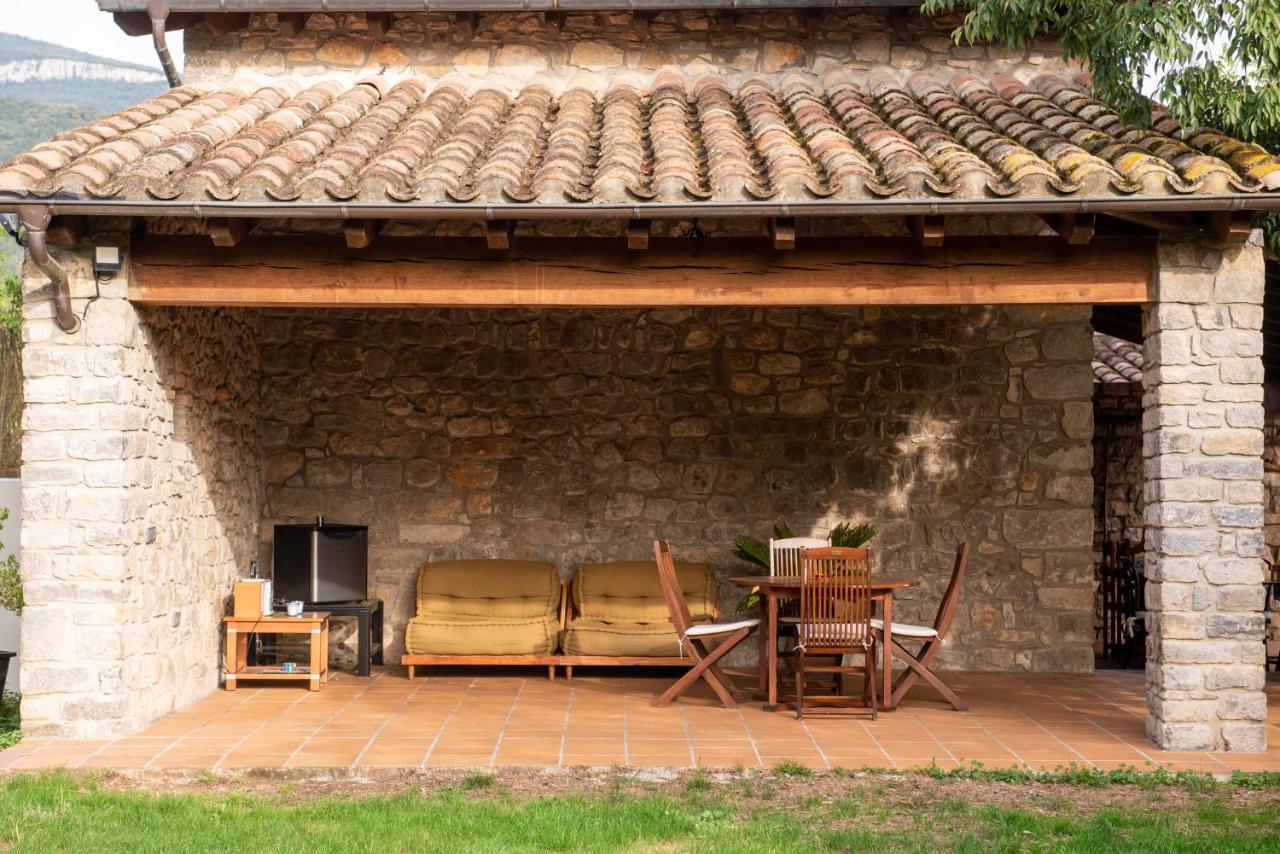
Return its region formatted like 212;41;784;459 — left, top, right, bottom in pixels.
0;770;1276;853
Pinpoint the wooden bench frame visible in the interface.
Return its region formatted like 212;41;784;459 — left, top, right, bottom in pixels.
402;582;700;680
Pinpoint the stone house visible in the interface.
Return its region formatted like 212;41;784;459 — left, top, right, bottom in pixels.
0;0;1276;751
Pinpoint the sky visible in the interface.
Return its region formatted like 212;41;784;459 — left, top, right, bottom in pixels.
1;1;182;69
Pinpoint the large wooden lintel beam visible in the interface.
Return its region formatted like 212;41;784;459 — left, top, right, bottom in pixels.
129;236;1153;308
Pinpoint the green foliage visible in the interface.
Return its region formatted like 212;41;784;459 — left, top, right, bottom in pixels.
922;0;1280;253
0;287;19;479
733;521;879;613
0;509;21;616
0;692;17;751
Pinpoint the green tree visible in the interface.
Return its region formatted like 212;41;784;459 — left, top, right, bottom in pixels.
924;0;1280;246
0;273;20;478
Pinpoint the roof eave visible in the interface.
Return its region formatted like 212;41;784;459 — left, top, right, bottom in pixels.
1;193;1272;220
98;0;923;12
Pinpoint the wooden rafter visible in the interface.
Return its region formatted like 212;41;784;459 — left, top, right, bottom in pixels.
344;220;381;249
485;220;514;251
364;13;393;39
1040;212;1096;245
206;218;248;247
908;215;944;247
47;216;86;247
204;13;251;37
627;220;651;251
129;235;1154;308
770;218;796;251
276;13;307;37
1204;210;1253;244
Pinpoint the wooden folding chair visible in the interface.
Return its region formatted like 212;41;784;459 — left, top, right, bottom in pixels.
793;547;877;719
872;543;970;711
652;540;760;708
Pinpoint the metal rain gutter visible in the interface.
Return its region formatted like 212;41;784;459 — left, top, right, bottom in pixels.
17;206;81;334
148;0;183;87
98;0;923;12
0;192;1270;221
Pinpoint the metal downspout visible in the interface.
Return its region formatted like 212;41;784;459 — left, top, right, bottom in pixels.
17;206;80;334
148;0;182;87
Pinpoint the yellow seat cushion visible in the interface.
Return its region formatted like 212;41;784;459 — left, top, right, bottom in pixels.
405;559;560;656
406;615;558;656
573;560;717;623
562;619;697;657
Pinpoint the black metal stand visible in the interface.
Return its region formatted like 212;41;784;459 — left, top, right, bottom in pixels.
301;599;384;677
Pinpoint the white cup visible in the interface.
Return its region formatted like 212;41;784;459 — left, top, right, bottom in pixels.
286;600;303;617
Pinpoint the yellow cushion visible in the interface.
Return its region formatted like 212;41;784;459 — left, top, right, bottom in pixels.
562;619;691;657
405;615;557;656
415;559;560;621
573;560;717;623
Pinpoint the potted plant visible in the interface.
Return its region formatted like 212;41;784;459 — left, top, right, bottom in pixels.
0;508;19;692
733;521;879;614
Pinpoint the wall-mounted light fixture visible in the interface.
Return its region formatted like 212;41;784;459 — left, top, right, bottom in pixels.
93;245;122;279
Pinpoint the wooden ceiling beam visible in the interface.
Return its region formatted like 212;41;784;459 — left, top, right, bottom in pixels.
207;218;248;247
204;13;251;37
485;220;514;251
770;217;796;251
1040;212;1095;245
908;214;944;247
344;219;381;249
627;220;650;251
129;235;1154;308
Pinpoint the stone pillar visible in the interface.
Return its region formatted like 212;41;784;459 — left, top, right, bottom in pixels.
1142;233;1268;752
19;240;261;737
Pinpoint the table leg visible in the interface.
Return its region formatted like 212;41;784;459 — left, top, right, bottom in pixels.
756;595;769;697
309;627;322;692
881;595;894;711
321;620;330;684
765;592;779;712
225;628;238;691
373;602;384;666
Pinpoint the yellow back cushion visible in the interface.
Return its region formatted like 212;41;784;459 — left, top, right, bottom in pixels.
415;559;559;621
573;560;717;623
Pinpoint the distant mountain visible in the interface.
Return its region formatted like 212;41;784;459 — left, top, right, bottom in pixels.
0;33;166;111
0;34;169;273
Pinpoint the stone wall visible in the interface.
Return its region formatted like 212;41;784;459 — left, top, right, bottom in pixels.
18;240;261;737
184;9;1068;84
1142;234;1268;752
258;304;1095;671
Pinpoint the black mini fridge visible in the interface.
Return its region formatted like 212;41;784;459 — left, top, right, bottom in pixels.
272;519;368;604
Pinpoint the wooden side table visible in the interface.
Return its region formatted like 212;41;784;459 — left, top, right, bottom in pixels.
224;612;330;691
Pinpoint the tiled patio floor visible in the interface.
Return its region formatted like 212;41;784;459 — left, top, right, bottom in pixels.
3;669;1278;774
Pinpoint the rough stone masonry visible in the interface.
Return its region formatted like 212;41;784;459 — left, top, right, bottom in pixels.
1143;234;1269;752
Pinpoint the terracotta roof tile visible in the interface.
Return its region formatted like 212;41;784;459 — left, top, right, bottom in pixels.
1093;332;1144;384
3;69;1278;207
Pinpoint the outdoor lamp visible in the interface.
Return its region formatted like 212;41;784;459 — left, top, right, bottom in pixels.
93;245;122;279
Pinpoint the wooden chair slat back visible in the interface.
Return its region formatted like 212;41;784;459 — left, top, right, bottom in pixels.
769;537;831;578
799;546;872;649
932;543;970;639
653;540;694;636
